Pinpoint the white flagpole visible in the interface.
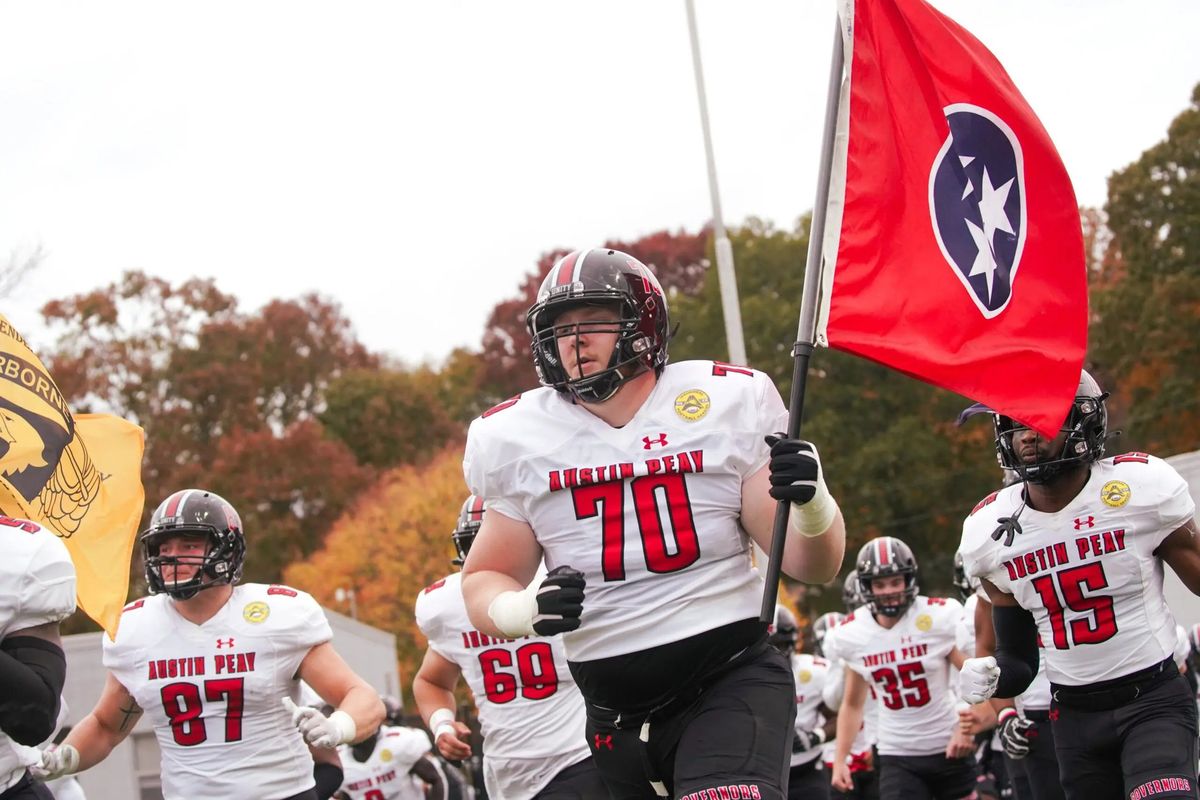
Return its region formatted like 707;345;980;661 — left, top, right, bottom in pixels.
684;0;747;367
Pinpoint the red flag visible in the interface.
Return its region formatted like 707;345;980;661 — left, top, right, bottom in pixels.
816;0;1086;436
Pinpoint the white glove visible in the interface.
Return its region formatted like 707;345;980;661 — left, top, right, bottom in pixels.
281;697;357;749
32;743;80;781
959;656;1001;704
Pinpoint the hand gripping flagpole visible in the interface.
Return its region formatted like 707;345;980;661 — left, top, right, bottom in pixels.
760;13;846;622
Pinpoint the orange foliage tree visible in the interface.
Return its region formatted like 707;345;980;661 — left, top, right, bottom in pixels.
283;441;470;700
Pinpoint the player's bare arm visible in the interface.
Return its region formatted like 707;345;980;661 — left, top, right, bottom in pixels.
1156;519;1200;595
412;646;472;761
57;673;143;773
297;642;385;743
461;508;544;638
741;463;846;583
831;666;868;792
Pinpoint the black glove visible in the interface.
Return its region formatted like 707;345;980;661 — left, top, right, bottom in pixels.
792;727;827;753
765;434;822;504
532;566;585;636
997;709;1035;759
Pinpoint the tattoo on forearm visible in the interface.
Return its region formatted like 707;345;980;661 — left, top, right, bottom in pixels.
118;700;142;732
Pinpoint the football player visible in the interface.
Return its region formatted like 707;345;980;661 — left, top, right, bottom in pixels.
843;572;866;615
958;371;1200;800
412;495;603;799
334;719;458;800
829;538;977;800
460;248;846;799
772;606;837;800
34;489;385;800
0;515;75;800
820;597;879;800
811;612;845;659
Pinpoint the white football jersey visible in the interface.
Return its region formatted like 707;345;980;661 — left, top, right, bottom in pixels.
831;597;962;756
464;360;787;661
790;653;831;767
338;725;431;800
960;454;1196;686
414;572;591;800
104;584;332;800
820;613;877;765
0;517;76;792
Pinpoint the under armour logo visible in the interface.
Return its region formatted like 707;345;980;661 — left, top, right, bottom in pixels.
216;638;235;649
594;734;613;750
642;434;668;450
1073;516;1095;530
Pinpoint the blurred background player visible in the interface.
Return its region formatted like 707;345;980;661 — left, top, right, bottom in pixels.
771;605;837;800
413;496;602;799
829;538;977;800
35;489;384;800
823;574;879;800
0;514;75;800
332;704;462;800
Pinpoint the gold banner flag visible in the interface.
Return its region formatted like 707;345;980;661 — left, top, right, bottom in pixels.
0;314;145;638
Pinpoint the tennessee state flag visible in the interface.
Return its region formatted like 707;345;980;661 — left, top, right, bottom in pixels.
0;315;145;638
816;0;1087;436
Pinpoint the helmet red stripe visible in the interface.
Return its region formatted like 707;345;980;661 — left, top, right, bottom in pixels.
877;538;890;566
165;490;190;518
554;251;581;287
469;495;485;521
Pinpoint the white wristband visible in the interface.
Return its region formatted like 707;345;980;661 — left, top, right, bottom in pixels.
328;710;358;745
429;707;457;741
788;478;838;538
487;587;538;637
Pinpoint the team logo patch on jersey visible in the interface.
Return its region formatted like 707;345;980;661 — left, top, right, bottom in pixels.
1101;480;1131;508
915;613;933;632
242;601;270;624
380;749;393;762
798;669;812;684
674;389;711;422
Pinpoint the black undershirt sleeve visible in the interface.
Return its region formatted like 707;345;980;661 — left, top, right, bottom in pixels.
992;603;1040;699
311;762;344;800
0;636;66;745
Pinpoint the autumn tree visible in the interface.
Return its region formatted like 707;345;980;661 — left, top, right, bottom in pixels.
1090;82;1200;455
284;443;469;696
42;271;376;594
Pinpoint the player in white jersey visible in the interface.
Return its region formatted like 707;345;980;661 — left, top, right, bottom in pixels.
829;538;977;800
34;489;385;800
0;515;76;800
770;606;836;800
412;496;603;799
822;575;880;800
957;371;1200;800
459;249;846;799
334;724;449;800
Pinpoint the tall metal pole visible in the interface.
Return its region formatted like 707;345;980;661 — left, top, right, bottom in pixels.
759;16;846;622
685;0;747;366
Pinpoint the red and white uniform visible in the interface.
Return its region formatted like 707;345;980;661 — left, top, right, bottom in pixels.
337;725;431;800
822;605;878;771
414;572;591;800
959;454;1196;686
104;584;332;800
0;518;76;793
789;653;831;768
829;597;963;756
464;360;787;661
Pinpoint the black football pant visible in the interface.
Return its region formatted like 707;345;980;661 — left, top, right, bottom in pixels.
584;642;796;799
788;758;830;800
1006;711;1064;800
1050;672;1198;800
876;753;978;800
2;774;52;800
534;757;611;798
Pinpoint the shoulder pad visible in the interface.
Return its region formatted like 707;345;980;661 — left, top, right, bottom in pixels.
971;491;999;516
709;360;755;378
266;585;299;597
423;579;447;594
481;395;521;419
1111;452;1150;465
123;598;147;612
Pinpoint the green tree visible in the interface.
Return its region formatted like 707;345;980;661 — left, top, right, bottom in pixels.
1091;82;1200;455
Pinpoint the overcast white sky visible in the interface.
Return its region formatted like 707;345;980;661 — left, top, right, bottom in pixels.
1;1;1196;365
